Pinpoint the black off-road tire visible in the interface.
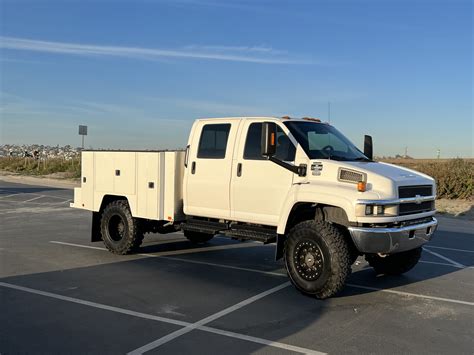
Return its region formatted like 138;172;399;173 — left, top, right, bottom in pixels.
365;247;422;275
100;200;144;255
284;220;351;299
183;230;214;244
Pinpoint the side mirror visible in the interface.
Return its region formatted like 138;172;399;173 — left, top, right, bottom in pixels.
261;122;277;157
364;135;373;160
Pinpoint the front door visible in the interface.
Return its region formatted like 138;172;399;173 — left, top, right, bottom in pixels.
231;121;295;225
184;121;239;219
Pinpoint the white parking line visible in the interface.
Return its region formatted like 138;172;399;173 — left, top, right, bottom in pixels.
346;284;474;306
0;281;189;326
0;281;324;355
23;195;47;203
422;247;465;268
127;282;297;355
426;245;474;253
0;193;18;199
419;260;464;269
50;241;474;306
50;241;262;257
143;254;286;277
142;242;261;257
50;241;110;251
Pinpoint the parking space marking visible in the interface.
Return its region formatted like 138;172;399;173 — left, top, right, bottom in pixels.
0;281;324;355
127;282;304;355
157;255;286;277
142;242;262;257
419;260;465;269
50;241;110;251
346;284;474;306
198;325;325;354
422;247;465;268
51;240;263;258
0;193;18;199
426;245;474;253
50;241;474;306
23;195;47;203
0;281;189;327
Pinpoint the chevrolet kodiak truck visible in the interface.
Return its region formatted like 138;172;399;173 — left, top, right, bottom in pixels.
71;116;438;298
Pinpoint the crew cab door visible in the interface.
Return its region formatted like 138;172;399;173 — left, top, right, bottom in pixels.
231;121;295;225
184;121;239;219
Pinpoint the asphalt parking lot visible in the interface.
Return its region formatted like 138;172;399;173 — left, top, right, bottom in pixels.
1;179;473;354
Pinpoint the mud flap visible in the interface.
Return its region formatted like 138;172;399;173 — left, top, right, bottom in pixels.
275;234;286;260
91;211;102;242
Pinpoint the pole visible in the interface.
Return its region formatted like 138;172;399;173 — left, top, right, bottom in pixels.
82;135;84;150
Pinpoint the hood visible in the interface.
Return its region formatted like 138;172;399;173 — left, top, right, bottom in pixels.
307;160;435;200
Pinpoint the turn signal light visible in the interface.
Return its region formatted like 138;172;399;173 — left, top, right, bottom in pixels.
357;181;366;192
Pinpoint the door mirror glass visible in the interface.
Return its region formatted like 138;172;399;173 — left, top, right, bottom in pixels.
261;122;277;157
364;135;373;160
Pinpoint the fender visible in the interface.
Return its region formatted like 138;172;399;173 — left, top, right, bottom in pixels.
276;183;357;234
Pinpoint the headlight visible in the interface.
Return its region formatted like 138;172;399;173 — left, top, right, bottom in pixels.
356;204;397;217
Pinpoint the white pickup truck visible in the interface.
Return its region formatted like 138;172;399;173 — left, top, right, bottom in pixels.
71;116;438;298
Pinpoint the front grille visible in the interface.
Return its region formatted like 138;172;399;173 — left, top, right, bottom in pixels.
399;201;434;216
398;185;433;198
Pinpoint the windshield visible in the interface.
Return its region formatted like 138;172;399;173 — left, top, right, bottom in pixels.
284;121;370;161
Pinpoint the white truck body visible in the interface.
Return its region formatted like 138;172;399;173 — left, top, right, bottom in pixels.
71;116;438;298
72;151;185;221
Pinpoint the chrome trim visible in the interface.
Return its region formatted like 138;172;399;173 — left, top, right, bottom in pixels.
356;195;436;206
348;218;438;254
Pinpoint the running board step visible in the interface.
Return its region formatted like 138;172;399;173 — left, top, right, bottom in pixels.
222;225;277;244
181;220;227;235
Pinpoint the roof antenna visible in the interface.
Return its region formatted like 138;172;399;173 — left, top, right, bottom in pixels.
328;101;331;124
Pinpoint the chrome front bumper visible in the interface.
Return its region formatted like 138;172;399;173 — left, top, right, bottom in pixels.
348;217;438;254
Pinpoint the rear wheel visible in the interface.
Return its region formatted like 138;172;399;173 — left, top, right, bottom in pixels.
365;247;422;275
100;200;144;254
284;220;351;299
183;230;214;244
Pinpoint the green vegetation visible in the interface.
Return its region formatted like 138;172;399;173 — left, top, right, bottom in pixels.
0;157;81;179
382;158;473;200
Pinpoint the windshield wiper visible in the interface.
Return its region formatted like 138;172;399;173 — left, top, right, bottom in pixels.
353;157;371;162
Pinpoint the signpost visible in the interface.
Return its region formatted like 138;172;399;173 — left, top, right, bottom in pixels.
79;125;88;149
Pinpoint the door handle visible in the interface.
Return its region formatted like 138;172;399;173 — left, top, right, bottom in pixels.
237;163;242;177
191;161;196;174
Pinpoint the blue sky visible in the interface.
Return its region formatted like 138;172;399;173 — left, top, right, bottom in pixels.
0;0;472;158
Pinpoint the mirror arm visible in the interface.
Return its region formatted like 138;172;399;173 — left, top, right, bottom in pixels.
268;156;307;177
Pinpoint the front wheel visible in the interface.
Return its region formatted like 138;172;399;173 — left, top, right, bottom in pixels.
284;220;351;299
365;247;422;275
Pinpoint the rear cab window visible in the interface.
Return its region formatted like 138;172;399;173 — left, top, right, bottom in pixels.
197;124;231;159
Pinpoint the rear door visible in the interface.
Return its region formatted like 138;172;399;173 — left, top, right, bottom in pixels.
184;120;239;219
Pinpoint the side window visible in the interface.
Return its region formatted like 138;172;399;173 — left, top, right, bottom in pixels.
244;123;296;161
197;124;231;159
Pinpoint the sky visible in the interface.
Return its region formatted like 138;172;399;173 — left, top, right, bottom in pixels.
0;0;472;158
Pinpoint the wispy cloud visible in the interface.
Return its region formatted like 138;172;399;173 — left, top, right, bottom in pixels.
0;36;310;64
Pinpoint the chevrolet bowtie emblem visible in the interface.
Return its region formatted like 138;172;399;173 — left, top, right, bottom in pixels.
415;195;422;204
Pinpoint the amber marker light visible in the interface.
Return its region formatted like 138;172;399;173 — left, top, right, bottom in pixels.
271;132;275;146
357;181;366;192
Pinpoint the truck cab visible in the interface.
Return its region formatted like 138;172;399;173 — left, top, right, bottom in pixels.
71;116;438;299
